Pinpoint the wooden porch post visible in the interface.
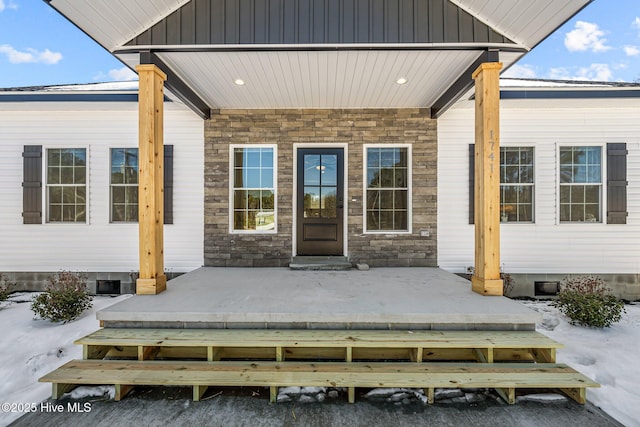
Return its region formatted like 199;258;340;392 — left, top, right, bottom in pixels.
136;64;167;295
471;62;503;296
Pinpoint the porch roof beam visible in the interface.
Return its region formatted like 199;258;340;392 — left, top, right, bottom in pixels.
430;49;501;119
140;50;210;120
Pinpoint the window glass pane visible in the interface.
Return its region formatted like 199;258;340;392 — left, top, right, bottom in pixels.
585;185;600;203
304;187;321;218
367;211;380;230
380;168;394;187
73;149;86;166
261;168;274;188
125;205;137;222
112;204;125;222
48;149;61;166
380;190;394;209
559;146;601;223
48;167;60;184
112;167;124;184
518;205;532;222
559;148;572;165
63;205;75;221
61;167;74;184
49;205;62;222
321;188;337;218
379;211;394;229
245;169;261;188
304;155;321;186
261;190;275;210
365;147;409;231
49;186;62;204
587;165;601;183
394;168;407;188
394;190;407;209
570;205;584;222
559;185;570;203
585;204;600;222
234;211;247;230
571;186;584;203
380;149;396;167
61;150;74;166
246;149;261;167
573;166;586;183
247;190;261;210
112;186;125;204
367;149;380;167
321;155;337;186
125;187;137;204
367;168;380;188
75;166;86;184
394;211;407;230
367;190;379;210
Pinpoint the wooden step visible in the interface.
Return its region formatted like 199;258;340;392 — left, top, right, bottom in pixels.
40;360;599;404
76;329;562;363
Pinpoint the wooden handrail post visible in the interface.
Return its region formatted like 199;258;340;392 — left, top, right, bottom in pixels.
136;64;167;295
471;62;503;296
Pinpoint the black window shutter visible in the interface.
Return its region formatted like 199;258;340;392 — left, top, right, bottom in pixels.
469;144;475;224
607;143;627;224
164;144;174;224
22;145;42;224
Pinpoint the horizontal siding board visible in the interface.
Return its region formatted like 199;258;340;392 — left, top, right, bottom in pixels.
125;0;514;46
0;105;204;272
438;100;640;275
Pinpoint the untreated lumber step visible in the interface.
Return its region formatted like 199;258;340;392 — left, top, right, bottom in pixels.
76;329;562;363
40;360;598;404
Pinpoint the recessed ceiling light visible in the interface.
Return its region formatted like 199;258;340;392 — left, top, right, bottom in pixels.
234;79;245;86
396;77;408;85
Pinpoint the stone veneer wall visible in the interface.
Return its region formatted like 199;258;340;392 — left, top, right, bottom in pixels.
204;108;437;267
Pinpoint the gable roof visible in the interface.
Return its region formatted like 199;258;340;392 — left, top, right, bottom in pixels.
45;0;592;118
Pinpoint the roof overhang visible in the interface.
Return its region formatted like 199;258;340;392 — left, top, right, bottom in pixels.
45;0;593;119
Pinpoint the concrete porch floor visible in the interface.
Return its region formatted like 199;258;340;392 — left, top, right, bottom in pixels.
98;268;541;330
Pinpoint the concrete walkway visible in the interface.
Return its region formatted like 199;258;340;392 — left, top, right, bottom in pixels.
11;387;622;427
98;267;540;330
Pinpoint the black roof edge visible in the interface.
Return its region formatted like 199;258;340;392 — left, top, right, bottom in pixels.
431;49;500;119
140;51;210;120
0;93;140;102
500;89;640;100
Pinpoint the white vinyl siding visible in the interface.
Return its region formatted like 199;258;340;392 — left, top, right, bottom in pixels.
0;103;204;272
438;98;640;275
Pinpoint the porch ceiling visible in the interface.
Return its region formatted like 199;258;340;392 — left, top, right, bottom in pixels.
46;0;592;117
118;49;519;110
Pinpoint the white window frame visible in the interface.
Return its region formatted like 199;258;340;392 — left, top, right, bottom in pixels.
556;144;606;224
363;144;412;234
229;144;278;234
44;146;89;224
500;145;535;224
110;147;139;223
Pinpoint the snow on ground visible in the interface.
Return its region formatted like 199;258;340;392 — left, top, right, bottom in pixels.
0;293;130;426
523;300;640;427
0;294;638;426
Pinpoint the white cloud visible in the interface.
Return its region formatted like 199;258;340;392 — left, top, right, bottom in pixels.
108;67;137;81
94;66;138;82
549;64;612;82
634;17;640;30
0;0;18;12
624;46;640;57
564;21;611;53
503;64;537;79
0;44;62;64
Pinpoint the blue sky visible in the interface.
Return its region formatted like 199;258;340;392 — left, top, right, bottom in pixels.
0;0;639;88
